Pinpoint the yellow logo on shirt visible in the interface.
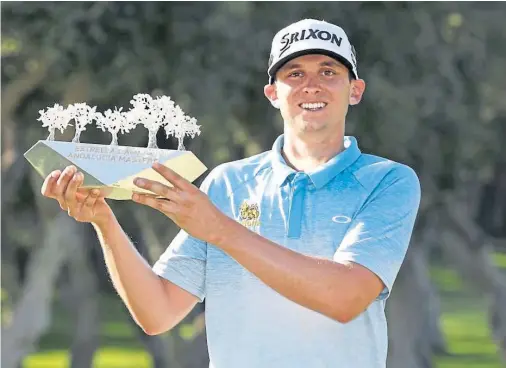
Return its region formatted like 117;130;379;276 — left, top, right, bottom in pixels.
239;201;261;228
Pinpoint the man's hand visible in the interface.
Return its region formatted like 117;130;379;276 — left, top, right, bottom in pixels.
132;162;229;244
41;165;114;226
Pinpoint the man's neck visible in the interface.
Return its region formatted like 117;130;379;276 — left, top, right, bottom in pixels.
281;131;346;172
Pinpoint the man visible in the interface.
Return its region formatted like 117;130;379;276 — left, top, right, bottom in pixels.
41;19;420;367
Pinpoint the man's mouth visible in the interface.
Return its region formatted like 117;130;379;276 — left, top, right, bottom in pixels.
299;102;327;111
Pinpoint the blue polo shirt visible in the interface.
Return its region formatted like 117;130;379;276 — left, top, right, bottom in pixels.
153;134;421;368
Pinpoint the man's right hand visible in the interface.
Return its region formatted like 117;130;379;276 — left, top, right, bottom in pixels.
41;165;114;226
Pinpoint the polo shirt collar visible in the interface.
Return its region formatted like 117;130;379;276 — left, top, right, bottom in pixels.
270;134;362;189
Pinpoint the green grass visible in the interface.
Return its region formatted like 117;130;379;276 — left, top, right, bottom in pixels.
22;294;152;368
492;251;506;270
24;348;151;368
430;266;465;293
21;262;506;367
432;265;504;368
435;308;502;368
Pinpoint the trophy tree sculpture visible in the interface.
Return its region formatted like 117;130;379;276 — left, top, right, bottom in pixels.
164;103;201;151
128;94;168;149
67;103;98;143
37;103;72;141
24;94;207;200
95;107;137;146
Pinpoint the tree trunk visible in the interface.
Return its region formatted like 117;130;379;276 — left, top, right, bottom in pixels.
442;197;506;363
72;129;82;143
1;213;79;368
135;330;173;368
177;136;185;151
111;132;119;146
47;128;55;141
427;284;447;355
387;243;434;368
489;273;506;364
147;129;158;149
59;228;100;368
177;308;209;368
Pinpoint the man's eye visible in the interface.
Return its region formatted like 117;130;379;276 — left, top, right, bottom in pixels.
323;70;336;76
289;71;303;77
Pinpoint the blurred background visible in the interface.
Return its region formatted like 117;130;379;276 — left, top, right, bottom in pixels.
2;2;506;368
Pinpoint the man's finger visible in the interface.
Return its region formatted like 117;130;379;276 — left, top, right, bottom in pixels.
133;178;181;202
54;166;76;198
65;172;83;213
83;189;100;209
132;193;178;215
54;166;76;210
41;170;61;197
75;191;88;202
152;162;192;192
77;187;110;198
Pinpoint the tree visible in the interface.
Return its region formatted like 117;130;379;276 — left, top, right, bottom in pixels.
37;103;71;141
164;104;201;151
128;94;167;149
95;107;137;146
67;103;97;143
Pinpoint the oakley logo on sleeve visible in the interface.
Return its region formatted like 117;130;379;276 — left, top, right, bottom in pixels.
332;215;352;224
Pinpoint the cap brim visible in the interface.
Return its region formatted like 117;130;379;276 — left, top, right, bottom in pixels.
268;48;357;84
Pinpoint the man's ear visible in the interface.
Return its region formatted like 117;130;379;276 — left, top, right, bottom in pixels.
264;83;280;109
349;79;366;106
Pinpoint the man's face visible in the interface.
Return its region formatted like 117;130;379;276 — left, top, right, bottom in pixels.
264;54;365;136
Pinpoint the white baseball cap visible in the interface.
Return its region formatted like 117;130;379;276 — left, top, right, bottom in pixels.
267;19;358;84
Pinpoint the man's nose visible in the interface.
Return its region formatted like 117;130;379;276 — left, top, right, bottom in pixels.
302;76;321;94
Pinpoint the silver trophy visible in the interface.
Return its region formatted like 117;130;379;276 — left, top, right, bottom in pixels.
24;94;207;200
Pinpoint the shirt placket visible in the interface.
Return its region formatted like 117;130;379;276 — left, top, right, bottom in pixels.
287;173;309;239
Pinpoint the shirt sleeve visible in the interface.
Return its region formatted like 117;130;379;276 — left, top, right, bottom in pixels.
152;169;219;302
333;165;421;300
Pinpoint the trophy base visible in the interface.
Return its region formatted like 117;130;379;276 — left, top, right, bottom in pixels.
24;140;208;200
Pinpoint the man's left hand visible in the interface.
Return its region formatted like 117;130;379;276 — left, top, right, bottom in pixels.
132;162;229;245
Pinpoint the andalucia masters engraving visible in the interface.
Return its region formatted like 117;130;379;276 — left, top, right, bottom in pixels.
24;94;207;200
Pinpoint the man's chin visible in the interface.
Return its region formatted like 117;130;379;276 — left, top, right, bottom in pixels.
284;116;333;134
298;119;328;133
